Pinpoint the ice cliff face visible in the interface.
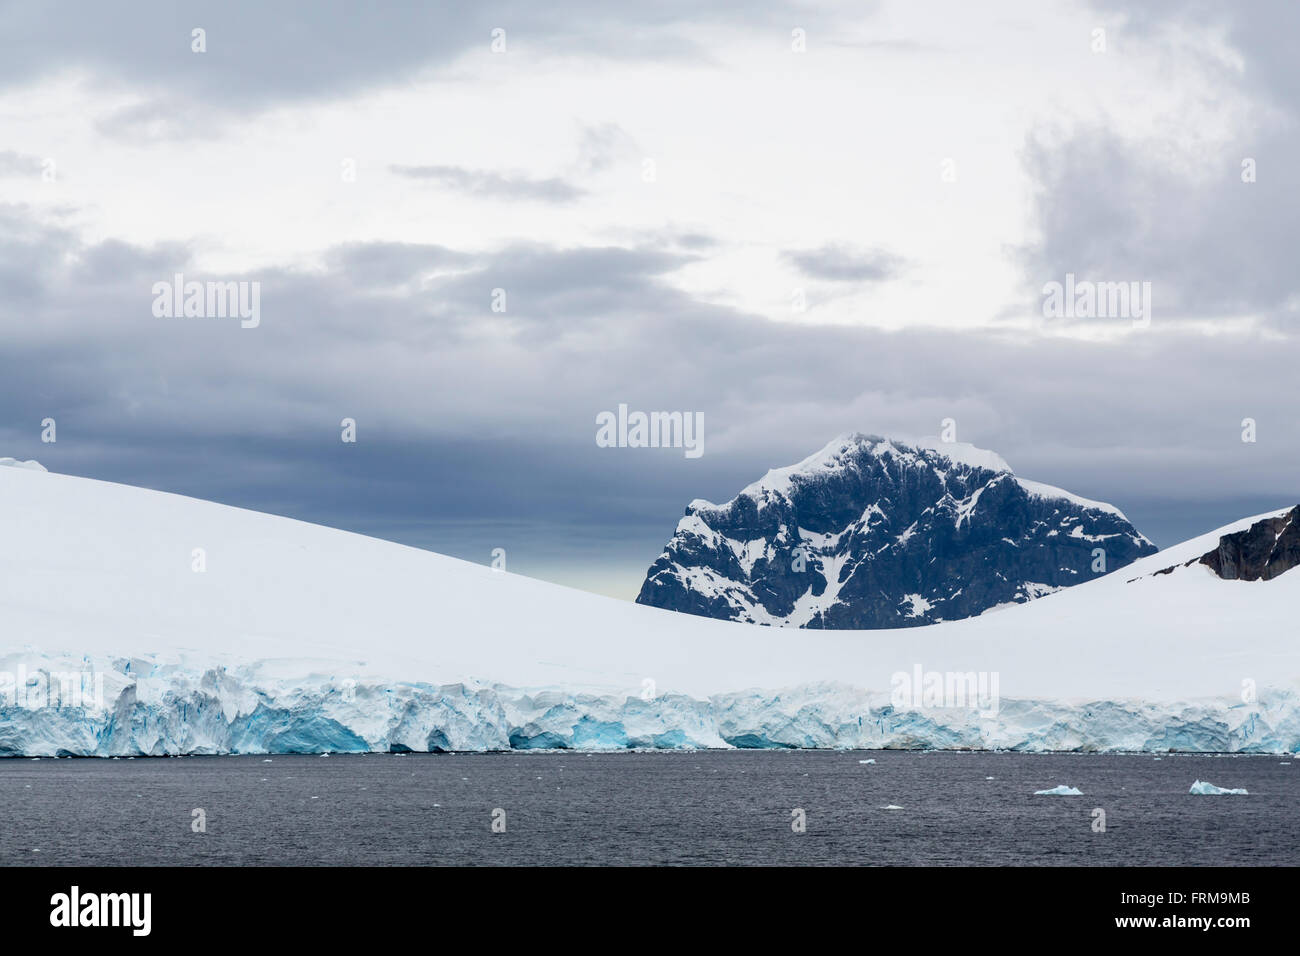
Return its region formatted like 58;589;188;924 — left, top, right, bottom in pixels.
2;656;1297;756
636;434;1157;627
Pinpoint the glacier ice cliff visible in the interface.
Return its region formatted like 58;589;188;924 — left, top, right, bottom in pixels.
1;655;1298;757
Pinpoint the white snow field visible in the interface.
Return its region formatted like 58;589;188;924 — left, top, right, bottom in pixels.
1;463;1298;755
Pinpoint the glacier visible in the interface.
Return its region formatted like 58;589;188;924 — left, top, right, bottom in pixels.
3;654;1300;756
2;463;1300;757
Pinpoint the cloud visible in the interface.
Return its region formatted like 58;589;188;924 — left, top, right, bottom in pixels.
386;121;642;205
1;205;1295;546
0;0;1293;597
324;242;476;289
0;151;45;177
1018;125;1299;325
1019;0;1300;327
93;98;226;143
783;243;906;282
0;0;847;110
574;121;640;177
388;164;585;203
0;203;82;303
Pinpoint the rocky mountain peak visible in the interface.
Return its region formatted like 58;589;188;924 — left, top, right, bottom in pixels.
636;435;1156;628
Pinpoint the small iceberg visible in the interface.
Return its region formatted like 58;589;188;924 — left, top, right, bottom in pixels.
858;759;875;765
1034;785;1083;796
1189;780;1248;795
881;804;904;811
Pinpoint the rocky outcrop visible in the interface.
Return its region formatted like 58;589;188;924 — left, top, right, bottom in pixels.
1200;506;1300;581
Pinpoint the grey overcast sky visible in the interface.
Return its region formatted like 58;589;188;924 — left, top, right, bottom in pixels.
0;0;1296;598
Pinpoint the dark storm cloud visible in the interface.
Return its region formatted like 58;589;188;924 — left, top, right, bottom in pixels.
0;203;1296;577
783;244;905;282
389;165;585;203
1020;0;1300;326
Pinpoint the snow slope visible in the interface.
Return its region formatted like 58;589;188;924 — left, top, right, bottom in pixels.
1;464;1298;755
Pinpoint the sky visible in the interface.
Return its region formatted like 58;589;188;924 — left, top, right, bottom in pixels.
0;0;1297;599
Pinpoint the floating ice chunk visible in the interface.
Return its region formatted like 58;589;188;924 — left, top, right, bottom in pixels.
858;759;875;764
1189;779;1248;795
881;804;904;810
1035;785;1083;795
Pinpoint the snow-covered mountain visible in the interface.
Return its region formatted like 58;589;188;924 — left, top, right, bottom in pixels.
1;461;1298;755
637;434;1157;627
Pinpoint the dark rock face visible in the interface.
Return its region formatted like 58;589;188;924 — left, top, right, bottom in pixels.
636;434;1157;628
1200;506;1300;581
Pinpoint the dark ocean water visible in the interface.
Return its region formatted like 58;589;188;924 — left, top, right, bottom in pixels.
1;751;1295;866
